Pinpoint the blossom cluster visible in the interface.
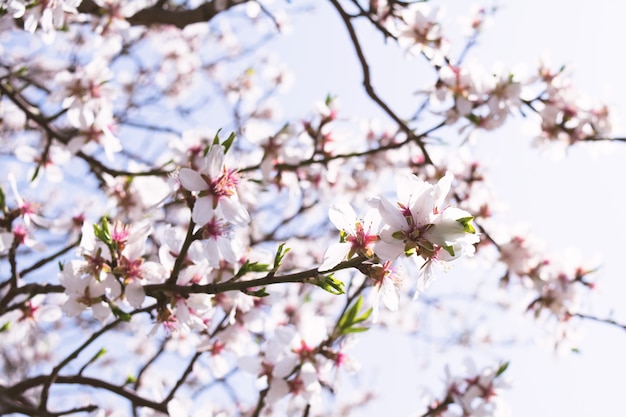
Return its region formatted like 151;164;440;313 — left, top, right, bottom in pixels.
423;361;512;417
320;172;479;320
0;1;616;416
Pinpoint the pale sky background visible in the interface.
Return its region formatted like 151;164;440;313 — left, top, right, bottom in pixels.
265;1;626;416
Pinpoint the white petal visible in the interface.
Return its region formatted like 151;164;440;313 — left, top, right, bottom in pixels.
266;378;290;404
328;202;357;234
396;174;431;210
217;236;239;264
205;145;225;178
238;356;262;375
219;196;250;226
374;240;404;261
92;301;112;322
319;242;351;271
433;172;453;210
273;355;299;378
376;196;406;230
125;282;146;308
380;277;399;311
191;196;215;226
62;298;85;317
179;168;208;192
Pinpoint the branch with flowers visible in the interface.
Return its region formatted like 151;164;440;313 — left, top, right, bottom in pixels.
1;1;625;416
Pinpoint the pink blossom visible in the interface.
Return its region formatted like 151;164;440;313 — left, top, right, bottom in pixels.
179;144;250;227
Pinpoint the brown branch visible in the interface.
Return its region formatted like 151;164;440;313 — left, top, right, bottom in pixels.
145;255;367;297
8;374;166;414
328;0;434;165
78;0;251;29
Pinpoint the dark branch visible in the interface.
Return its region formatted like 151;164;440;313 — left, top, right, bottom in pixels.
78;0;251;29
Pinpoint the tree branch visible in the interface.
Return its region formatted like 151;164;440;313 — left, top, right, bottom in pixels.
78;0;251;29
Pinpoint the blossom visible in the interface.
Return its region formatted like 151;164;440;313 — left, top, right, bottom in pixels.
198;216;243;267
58;259;121;322
319;202;380;271
366;260;405;322
179;144;250;227
15;144;70;184
371;172;479;296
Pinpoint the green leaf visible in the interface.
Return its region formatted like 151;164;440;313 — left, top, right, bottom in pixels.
456;216;476;234
30;164;41;183
337;296;371;335
442;245;455;257
311;274;344;295
222;131;236;153
82;348;107;371
353;307;373;325
0;186;6;213
111;305;131;322
242;287;270;297
125;375;137;384
342;326;369;334
273;243;290;270
0;322;10;332
391;231;405;240
339;296;362;329
236;260;270;278
495;361;509;377
212;128;223;147
93;218;112;245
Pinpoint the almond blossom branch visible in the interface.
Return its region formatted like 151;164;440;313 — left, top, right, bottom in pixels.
328;0;434;164
145;255;368;298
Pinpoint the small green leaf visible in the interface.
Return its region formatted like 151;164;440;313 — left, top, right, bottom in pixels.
342;326;369;334
273;243;290;270
111;305;131;322
391;231;405;240
337;296;372;335
236;260;270;278
456;216;476;234
0;186;6;213
242;287;270;297
82;348;107;371
222;131;236;153
311;274;344;295
30;164;41;183
93;218;112;245
339;296;362;330
125;375;137;384
353;307;373;325
212;128;223;147
442;245;455;257
0;322;10;332
495;361;509;377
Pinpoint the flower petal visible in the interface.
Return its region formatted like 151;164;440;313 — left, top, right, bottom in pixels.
179;168;207;192
319;241;351;271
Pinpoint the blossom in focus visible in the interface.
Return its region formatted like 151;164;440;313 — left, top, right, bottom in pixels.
179;144;250;227
371;172;479;296
319;202;380;271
